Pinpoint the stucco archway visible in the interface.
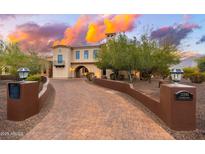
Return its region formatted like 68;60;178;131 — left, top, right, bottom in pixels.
75;65;89;78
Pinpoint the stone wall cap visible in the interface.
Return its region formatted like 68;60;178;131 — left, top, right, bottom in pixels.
20;81;38;84
8;81;38;84
163;83;195;88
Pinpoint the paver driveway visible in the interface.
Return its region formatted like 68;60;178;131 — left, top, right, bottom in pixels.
23;79;173;140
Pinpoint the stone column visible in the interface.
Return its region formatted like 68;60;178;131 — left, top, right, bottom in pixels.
7;81;39;121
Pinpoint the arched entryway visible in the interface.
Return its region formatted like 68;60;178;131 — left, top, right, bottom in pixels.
75;66;89;78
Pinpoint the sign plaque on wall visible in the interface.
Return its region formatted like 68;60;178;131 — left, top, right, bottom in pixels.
8;83;20;99
175;90;193;101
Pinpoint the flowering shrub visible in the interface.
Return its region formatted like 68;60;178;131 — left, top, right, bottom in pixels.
26;74;41;82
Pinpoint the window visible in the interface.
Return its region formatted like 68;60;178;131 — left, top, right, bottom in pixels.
58;48;62;53
84;50;89;59
93;50;98;59
76;51;80;60
57;55;63;63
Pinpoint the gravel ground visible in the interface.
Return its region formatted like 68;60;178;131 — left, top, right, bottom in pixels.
133;78;205;140
0;81;55;140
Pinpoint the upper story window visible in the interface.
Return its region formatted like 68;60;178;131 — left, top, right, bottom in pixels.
57;55;63;63
93;50;98;59
84;50;89;59
58;48;62;53
76;51;80;60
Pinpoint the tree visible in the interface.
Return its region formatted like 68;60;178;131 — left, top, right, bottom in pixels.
136;35;180;82
96;33;180;83
196;56;205;72
1;42;28;75
0;42;47;76
26;51;48;75
153;40;180;79
97;33;137;82
135;35;158;82
0;40;6;68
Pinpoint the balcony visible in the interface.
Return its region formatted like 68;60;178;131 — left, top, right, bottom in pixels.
53;61;65;67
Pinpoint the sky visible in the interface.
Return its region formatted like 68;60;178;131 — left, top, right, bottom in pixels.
0;14;205;55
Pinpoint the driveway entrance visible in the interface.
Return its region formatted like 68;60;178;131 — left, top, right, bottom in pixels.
75;66;89;78
23;79;173;139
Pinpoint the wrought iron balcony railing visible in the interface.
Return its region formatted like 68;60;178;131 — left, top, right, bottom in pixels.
53;61;65;67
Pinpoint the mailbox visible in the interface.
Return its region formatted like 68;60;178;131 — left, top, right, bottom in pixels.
7;81;39;121
8;83;21;99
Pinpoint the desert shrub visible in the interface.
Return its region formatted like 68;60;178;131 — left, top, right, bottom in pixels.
26;74;41;82
86;72;95;81
183;67;198;79
190;72;205;83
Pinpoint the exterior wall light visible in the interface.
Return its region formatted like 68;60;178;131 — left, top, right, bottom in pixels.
17;67;30;80
69;67;75;78
170;68;184;83
69;67;75;72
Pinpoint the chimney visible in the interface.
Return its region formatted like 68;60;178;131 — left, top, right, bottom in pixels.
105;32;116;41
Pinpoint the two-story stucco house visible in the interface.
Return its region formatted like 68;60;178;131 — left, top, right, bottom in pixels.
52;33;117;79
52;44;103;78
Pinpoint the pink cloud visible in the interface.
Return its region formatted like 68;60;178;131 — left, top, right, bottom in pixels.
8;22;68;53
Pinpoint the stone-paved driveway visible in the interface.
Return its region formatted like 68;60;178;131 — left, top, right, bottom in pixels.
23;79;173;140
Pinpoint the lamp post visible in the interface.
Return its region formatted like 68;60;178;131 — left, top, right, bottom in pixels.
170;68;184;83
17;67;30;81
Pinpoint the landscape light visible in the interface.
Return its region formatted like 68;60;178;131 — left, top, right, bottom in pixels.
170;68;184;83
17;67;30;80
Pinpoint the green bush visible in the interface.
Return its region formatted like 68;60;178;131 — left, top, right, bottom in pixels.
26;74;41;82
183;67;198;79
190;72;205;83
196;56;205;72
86;72;95;81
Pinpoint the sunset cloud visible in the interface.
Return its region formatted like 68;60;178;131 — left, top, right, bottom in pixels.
2;14;204;55
8;22;68;52
53;15;91;46
151;23;200;46
7;15;141;51
86;14;140;43
54;14;141;46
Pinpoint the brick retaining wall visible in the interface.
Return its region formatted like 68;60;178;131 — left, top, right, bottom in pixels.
93;78;196;131
93;78;161;116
